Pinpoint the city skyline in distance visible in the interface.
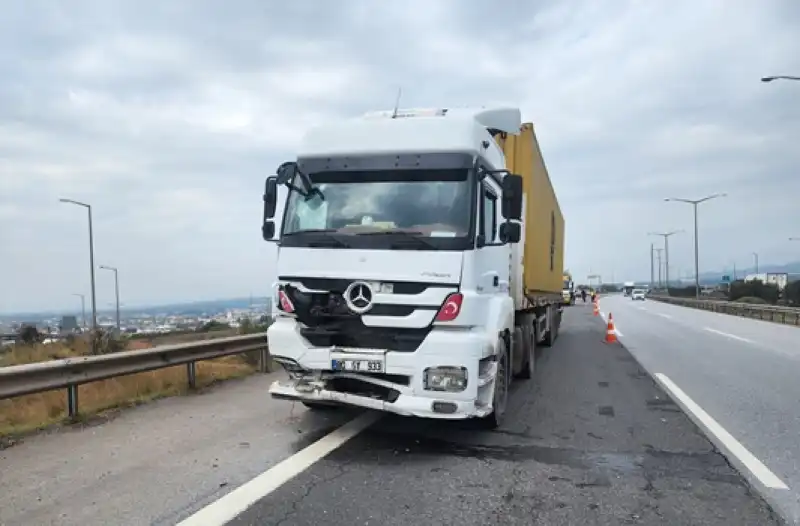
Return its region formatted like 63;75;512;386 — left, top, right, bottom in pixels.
0;295;272;320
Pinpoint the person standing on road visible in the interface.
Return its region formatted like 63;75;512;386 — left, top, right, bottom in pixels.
581;289;587;303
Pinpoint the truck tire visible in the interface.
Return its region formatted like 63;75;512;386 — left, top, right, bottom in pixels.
541;308;557;347
479;338;509;429
515;324;536;380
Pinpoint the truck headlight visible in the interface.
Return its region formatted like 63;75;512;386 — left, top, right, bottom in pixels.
423;366;468;392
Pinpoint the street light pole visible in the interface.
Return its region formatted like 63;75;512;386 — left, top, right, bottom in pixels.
99;265;120;331
72;293;86;330
648;230;683;290
752;252;759;274
650;243;655;289
761;75;800;83
654;248;664;288
60;199;97;333
665;194;726;299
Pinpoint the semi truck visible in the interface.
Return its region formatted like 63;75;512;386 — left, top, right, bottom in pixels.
623;281;635;296
562;271;575;305
260;106;565;428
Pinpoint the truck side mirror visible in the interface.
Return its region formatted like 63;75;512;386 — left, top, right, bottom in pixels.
262;221;276;240
501;174;523;220
263;176;278;219
262;176;278;241
499;222;521;244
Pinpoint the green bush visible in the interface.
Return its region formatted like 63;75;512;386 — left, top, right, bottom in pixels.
734;296;769;305
197;320;231;333
729;280;779;304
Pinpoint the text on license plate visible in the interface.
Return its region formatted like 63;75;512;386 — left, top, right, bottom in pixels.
331;359;384;373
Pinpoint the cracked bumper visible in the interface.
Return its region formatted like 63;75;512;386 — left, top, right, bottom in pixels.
269;380;491;419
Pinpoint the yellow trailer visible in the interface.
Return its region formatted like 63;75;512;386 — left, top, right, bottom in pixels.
494;123;565;303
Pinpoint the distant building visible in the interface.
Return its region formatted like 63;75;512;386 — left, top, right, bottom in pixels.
60;315;80;333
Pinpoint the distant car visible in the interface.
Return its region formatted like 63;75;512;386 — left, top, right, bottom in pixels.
631;289;646;301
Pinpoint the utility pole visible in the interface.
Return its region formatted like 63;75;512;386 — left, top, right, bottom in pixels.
100;265;120;331
655;248;664;288
665;194;726;298
650;243;655;289
649;230;683;290
72;293;86;330
60;198;98;349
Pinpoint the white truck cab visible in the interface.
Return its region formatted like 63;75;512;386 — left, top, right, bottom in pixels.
261;107;558;428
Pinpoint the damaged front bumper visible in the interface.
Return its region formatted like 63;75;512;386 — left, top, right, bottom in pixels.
268;371;491;420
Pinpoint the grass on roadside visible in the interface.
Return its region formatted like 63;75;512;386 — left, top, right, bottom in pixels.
0;337;258;439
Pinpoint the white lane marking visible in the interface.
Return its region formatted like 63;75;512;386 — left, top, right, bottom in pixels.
703;327;754;344
177;411;382;526
655;312;672;320
654;373;789;491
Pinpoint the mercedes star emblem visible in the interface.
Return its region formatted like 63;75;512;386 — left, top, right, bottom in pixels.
344;281;374;314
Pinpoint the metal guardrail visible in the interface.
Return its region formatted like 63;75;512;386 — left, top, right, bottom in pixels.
0;332;270;418
649;296;800;326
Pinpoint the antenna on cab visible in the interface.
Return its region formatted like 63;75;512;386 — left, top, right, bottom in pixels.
391;88;402;119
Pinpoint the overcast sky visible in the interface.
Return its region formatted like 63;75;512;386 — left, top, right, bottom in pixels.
1;0;799;313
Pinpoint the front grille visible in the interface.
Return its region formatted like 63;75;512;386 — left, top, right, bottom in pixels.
300;321;430;352
278;276;456;295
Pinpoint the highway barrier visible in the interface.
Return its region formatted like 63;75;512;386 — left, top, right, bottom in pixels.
0;333;270;418
649;296;800;326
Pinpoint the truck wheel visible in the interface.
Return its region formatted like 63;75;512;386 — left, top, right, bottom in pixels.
302;401;337;411
516;324;535;380
541;309;557;347
480;338;509;429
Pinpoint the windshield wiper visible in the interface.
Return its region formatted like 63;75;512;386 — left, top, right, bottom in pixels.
283;229;348;247
356;230;436;249
283;229;339;235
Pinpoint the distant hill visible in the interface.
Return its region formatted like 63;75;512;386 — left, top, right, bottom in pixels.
606;261;800;288
128;297;271;316
0;296;272;321
695;261;800;285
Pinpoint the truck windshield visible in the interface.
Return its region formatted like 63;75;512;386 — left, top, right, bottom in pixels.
282;169;471;239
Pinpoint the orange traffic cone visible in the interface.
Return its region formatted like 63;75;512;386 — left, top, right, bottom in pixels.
593;302;599;316
605;314;617;343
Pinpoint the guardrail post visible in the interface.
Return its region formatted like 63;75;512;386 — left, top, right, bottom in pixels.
67;385;79;419
187;361;197;389
258;348;271;373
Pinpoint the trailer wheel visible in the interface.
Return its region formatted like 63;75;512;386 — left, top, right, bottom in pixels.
541;308;557;347
479;338;509;429
516;324;536;380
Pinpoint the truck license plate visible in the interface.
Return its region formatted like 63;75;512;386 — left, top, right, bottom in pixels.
331;359;384;373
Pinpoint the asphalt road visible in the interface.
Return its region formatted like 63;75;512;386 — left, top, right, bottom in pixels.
597;295;800;524
0;304;782;525
0;372;361;526
227;304;778;526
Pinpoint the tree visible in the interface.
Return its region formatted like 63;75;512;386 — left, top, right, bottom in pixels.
197;320;231;333
784;280;800;305
17;325;43;346
728;279;779;304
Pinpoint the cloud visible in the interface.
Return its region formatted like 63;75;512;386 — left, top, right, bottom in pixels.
1;0;799;313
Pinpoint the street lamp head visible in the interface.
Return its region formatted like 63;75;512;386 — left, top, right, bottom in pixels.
59;197;89;208
761;77;775;82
